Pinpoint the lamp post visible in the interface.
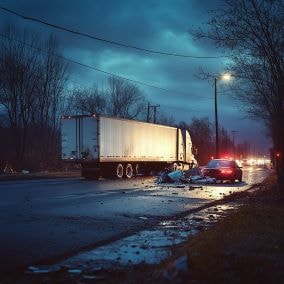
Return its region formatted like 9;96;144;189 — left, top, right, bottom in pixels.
214;77;219;159
214;73;232;159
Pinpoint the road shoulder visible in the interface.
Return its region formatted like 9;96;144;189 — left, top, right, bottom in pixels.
97;173;284;283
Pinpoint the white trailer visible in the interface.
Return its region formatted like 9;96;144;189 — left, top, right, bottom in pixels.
61;115;196;178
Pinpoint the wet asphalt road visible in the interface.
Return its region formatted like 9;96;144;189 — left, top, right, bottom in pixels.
0;166;270;275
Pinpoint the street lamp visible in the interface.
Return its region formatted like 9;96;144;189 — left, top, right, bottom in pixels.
214;73;232;159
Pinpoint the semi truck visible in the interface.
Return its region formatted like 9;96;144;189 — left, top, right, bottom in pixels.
61;115;196;179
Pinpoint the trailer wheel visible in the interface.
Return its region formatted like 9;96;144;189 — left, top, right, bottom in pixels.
115;163;124;179
170;163;178;172
125;164;134;179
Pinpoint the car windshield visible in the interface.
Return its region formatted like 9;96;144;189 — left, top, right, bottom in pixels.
206;160;236;168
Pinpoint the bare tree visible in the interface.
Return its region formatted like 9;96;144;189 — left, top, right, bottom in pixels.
155;110;176;126
219;127;234;157
187;117;214;165
193;0;284;184
106;76;147;119
0;24;40;168
30;35;69;168
0;24;69;170
66;77;147;120
67;85;107;115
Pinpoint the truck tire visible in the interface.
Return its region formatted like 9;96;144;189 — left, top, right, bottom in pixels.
115;163;124;179
125;164;134;179
170;163;178;172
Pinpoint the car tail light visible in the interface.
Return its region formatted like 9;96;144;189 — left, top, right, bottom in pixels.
220;169;233;174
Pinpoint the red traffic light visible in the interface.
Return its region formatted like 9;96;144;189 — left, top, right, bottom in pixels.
276;152;280;157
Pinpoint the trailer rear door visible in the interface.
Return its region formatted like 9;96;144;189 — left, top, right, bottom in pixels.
61;116;99;161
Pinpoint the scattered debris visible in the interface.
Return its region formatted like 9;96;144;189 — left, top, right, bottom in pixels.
158;172;173;183
3;163;15;174
139;216;148;220
27;265;59;274
168;170;183;182
68;269;82;274
157;169;216;185
184;167;203;177
83;274;106;280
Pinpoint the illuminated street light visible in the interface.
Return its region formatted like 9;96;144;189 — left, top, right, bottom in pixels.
221;73;232;81
214;73;232;159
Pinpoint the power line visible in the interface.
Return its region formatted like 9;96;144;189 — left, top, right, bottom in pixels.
0;6;229;59
160;104;210;113
0;33;213;100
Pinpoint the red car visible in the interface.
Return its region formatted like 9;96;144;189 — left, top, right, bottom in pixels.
202;159;242;182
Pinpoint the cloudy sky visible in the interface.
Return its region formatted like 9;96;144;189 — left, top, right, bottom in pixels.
0;0;270;154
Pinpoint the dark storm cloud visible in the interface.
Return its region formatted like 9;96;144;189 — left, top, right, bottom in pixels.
1;0;220;54
0;0;270;152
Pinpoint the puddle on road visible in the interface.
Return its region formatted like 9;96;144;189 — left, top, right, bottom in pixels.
27;203;241;278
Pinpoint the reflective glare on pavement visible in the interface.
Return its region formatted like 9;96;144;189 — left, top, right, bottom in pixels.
0;165;271;280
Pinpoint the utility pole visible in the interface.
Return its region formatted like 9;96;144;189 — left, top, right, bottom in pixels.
214;77;219;159
213;73;232;159
147;103;150;122
147;104;160;123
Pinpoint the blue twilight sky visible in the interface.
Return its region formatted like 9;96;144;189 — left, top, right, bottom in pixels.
0;0;270;154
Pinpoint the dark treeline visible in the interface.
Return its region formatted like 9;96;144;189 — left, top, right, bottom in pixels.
0;24;68;171
0;24;246;171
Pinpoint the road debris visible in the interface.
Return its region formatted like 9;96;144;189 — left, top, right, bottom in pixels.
157;169;216;185
68;269;82;274
27;265;60;274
